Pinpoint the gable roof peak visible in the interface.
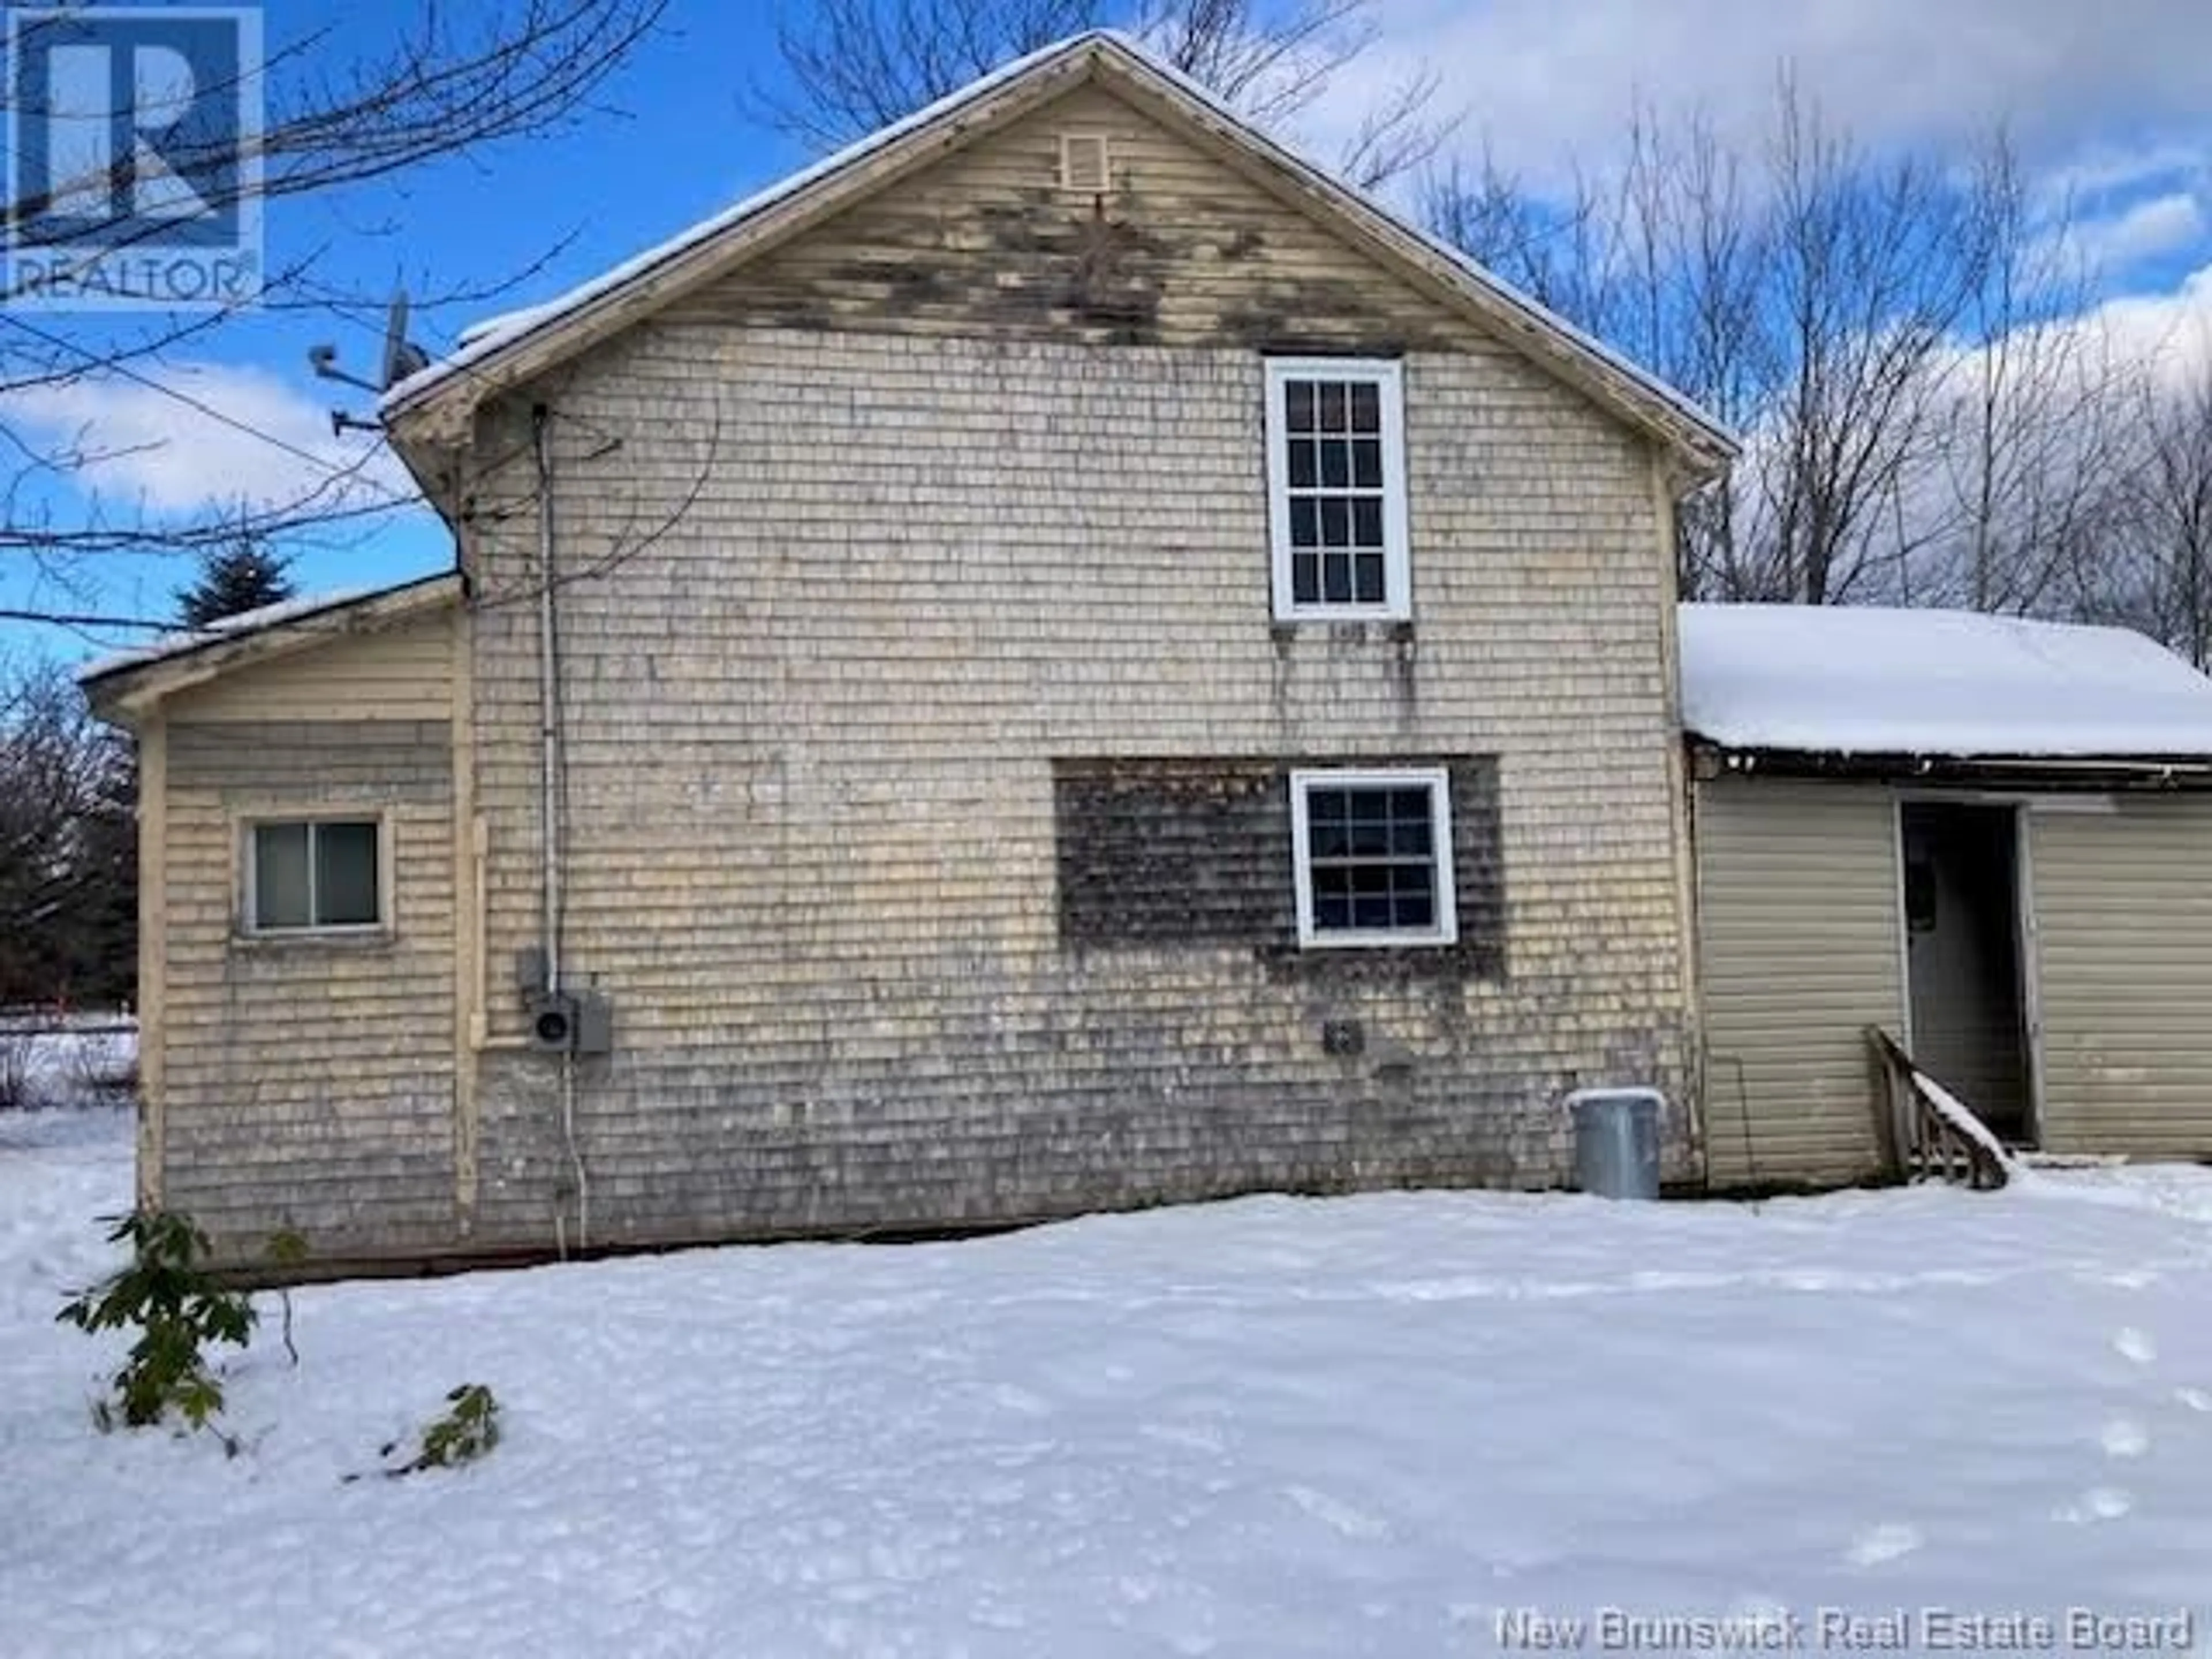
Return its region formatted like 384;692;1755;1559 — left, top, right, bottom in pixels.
381;28;1735;478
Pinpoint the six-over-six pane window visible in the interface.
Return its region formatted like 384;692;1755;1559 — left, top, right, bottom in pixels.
1289;768;1457;948
1265;357;1410;621
245;819;382;934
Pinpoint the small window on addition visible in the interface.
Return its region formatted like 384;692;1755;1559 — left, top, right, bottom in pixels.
1290;768;1456;948
1264;357;1410;622
246;818;382;934
1059;132;1110;194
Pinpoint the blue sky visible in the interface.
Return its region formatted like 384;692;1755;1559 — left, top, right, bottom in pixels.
3;0;810;659
6;0;2210;664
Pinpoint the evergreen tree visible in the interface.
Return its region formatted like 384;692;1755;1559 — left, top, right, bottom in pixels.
176;540;296;628
0;664;135;1009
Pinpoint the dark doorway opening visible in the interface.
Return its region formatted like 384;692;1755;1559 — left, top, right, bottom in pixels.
1900;802;2035;1147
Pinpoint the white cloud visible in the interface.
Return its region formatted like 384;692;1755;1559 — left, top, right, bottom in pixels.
2075;260;2212;390
1309;0;2212;187
2056;193;2210;278
0;359;416;518
1288;0;2212;402
2034;143;2207;214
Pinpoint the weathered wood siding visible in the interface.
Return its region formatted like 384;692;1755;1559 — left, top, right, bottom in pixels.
1695;777;1898;1188
154;608;460;1259
161;607;456;723
2030;795;2212;1157
445;74;1692;1248
668;83;1490;354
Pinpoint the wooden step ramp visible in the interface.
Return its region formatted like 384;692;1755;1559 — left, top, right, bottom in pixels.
1866;1027;2014;1191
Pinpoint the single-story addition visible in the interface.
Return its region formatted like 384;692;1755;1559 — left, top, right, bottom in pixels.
82;31;1741;1270
1682;603;2212;1191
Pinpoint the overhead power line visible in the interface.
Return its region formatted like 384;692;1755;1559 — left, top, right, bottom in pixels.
0;608;179;631
0;312;418;507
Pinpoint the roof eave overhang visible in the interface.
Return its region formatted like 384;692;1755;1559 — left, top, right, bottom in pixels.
1688;738;2212;790
82;573;464;727
380;44;1106;492
1081;59;1738;483
381;37;1738;503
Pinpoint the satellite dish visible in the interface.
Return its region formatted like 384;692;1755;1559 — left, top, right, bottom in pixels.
381;290;433;389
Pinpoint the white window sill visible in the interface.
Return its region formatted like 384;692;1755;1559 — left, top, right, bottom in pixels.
1297;929;1458;952
231;927;395;950
1272;608;1414;627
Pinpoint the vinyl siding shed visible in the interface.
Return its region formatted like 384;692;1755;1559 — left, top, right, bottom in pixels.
1684;604;2212;1186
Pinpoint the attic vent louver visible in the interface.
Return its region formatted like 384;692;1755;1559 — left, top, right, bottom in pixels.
1060;132;1110;194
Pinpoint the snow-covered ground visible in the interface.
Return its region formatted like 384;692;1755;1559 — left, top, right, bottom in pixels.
5;1111;2211;1657
0;1014;137;1112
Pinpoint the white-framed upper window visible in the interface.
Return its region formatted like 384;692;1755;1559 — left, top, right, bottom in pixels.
1289;768;1457;949
243;817;385;935
1264;357;1410;622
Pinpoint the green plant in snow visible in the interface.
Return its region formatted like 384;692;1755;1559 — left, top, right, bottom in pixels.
372;1384;502;1478
56;1209;256;1431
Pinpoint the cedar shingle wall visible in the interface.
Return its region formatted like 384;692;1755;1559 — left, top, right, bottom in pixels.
1052;755;1507;979
139;77;1697;1263
459;317;1688;1244
161;720;456;1257
668;82;1487;354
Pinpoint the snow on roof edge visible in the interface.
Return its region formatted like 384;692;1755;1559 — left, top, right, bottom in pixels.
380;32;1738;459
77;574;455;686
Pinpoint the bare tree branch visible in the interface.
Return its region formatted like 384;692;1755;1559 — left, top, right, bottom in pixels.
751;0;1443;189
0;2;667;620
1422;75;2150;614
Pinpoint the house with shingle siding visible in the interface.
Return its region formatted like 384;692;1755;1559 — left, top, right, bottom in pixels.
83;32;1740;1268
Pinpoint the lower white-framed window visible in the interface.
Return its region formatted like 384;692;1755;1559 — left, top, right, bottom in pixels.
242;816;386;935
1289;767;1457;948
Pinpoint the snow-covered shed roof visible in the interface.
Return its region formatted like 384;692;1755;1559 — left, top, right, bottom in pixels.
380;32;1736;477
1679;604;2212;762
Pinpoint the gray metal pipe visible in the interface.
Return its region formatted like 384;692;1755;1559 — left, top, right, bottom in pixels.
532;403;589;1253
531;404;563;995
